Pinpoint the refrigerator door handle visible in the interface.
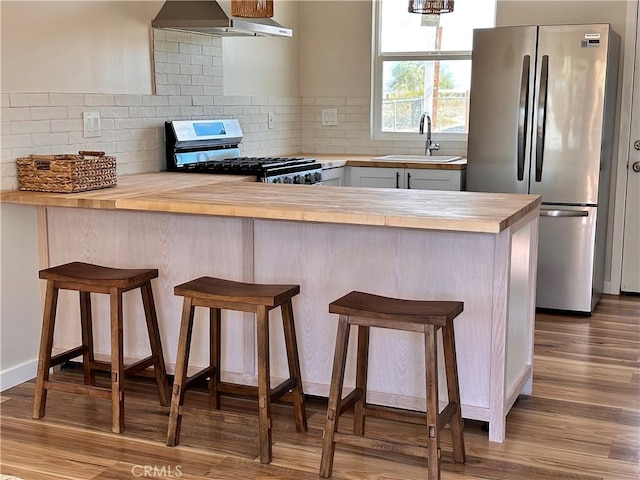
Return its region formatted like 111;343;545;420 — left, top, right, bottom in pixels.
517;55;531;181
535;55;549;182
540;209;589;218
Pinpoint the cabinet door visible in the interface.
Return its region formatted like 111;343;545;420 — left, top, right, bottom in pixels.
321;167;345;186
348;167;403;188
406;168;465;191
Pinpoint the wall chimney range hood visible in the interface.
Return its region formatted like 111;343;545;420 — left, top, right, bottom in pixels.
152;0;292;37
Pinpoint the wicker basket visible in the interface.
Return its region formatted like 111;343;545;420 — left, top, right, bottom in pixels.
17;151;116;193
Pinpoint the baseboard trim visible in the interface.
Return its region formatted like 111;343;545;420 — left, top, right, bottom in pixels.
0;359;37;392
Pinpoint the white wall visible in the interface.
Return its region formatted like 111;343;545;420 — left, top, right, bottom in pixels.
0;1;159;94
299;1;372;98
223;0;301;96
0;204;42;391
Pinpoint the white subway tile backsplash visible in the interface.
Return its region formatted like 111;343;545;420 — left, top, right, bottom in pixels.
31;132;69;146
180;64;203;75
9;94;49;107
156;85;181;96
2;134;34;149
202;105;224;117
166;52;192;65
117;140;145;152
190;54;213;66
101;107;130;119
1;95;9;108
115;95;143;107
156;62;181;75
165;31;192;43
115;118;143;130
154;40;180;53
1;107;31;122
166;74;192;86
49;94;84;106
50;119;83;133
143;96;169;107
168;96;193;106
180;86;204;96
189;34;215;46
84;94;115;107
180;106;204;117
153;51;168;63
129;107;157;118
192;96;214;106
179;43;202;55
192;75;215;86
203;85;224;96
155;106;182;118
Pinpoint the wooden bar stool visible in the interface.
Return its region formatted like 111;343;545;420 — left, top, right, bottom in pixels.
33;262;171;433
166;276;308;464
319;291;466;480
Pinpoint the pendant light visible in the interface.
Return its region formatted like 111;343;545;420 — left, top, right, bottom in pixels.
232;0;274;18
408;0;454;15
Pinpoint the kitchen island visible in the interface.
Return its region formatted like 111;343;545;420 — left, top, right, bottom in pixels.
1;173;540;442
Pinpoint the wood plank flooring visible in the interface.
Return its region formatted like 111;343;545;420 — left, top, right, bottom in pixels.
1;294;638;479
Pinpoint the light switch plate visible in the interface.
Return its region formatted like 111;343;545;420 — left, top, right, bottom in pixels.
321;108;338;126
83;111;101;138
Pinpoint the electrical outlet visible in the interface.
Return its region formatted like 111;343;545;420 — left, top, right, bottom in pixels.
268;112;275;129
321;108;338;126
83;111;101;138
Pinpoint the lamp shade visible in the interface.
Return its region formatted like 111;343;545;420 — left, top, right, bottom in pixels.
232;0;274;18
408;0;454;14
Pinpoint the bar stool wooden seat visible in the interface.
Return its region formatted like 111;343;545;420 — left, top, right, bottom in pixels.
319;291;466;480
166;276;308;464
33;261;171;433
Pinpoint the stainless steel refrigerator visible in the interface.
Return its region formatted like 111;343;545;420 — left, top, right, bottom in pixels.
466;24;620;314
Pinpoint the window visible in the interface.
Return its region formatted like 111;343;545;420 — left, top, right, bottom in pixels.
372;0;496;139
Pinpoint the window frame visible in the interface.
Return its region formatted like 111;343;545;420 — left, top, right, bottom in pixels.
370;0;477;142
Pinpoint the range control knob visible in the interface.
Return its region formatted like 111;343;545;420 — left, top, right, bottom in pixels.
305;173;313;184
314;171;323;182
284;176;293;184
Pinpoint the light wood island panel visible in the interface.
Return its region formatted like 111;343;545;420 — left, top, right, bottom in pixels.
1;172;540;443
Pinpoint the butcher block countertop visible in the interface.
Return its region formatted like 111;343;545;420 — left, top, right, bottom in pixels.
1;172;540;234
309;154;467;170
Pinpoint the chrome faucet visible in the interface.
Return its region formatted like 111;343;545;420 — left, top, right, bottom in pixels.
419;112;440;156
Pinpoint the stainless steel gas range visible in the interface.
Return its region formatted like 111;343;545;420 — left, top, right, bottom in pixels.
165;119;323;185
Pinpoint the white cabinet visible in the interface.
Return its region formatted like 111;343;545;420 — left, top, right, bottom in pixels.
346;166;466;191
321;167;345;186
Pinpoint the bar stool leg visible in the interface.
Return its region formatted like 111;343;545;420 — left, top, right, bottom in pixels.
425;324;441;480
140;281;171;407
319;314;351;478
442;322;466;464
209;307;222;409
79;291;96;386
167;297;196;446
281;299;307;432
256;305;273;464
353;325;370;436
110;287;125;434
33;280;59;420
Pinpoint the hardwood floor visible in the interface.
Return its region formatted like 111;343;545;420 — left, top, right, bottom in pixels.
1;294;638;479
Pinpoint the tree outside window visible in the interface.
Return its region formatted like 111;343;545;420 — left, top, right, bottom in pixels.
373;0;495;138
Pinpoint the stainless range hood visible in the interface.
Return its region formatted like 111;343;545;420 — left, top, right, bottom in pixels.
152;0;292;37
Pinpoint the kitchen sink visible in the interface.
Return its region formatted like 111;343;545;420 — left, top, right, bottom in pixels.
373;155;462;163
